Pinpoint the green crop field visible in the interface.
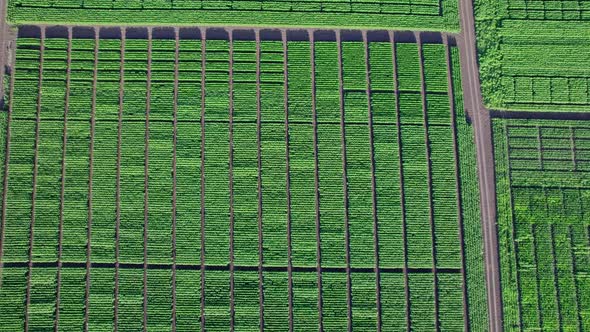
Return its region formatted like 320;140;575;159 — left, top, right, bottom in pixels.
493;117;590;331
475;0;590;112
0;29;489;330
7;0;459;31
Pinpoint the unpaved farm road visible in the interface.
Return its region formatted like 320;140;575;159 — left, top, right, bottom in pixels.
458;0;504;330
0;0;13;104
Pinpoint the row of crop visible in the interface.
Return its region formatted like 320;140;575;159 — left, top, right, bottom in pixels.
287;42;313;123
503;75;590;105
13;38;41;119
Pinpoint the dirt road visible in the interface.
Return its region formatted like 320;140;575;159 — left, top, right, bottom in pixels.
457;0;504;330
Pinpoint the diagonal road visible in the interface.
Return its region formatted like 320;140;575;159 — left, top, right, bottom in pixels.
457;0;504;330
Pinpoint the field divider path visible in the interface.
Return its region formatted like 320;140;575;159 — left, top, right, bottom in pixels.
142;27;153;332
199;30;206;332
24;26;45;332
362;30;383;332
281;28;295;332
458;0;503;328
84;27;99;332
443;34;470;331
388;30;412;331
309;30;324;331
55;26;73;332
228;28;236;332
255;28;266;331
336;30;353;332
0;3;17;287
114;27;127;332
171;26;180;332
416;31;441;332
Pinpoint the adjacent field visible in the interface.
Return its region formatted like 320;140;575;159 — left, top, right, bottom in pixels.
7;0;459;31
493;118;590;331
0;27;486;330
475;0;590;112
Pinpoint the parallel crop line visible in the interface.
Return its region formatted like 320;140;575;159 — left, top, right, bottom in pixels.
389;30;412;331
416;32;440;332
171;27;180;332
55;27;73;332
199;31;206;332
24;27;45;332
549;223;563;330
567;224;583;332
228;29;236;332
530;222;544;329
336;31;353;332
309;30;324;331
444;34;470;331
363;30;382;332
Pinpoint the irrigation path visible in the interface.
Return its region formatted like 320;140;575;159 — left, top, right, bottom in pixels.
457;0;504;330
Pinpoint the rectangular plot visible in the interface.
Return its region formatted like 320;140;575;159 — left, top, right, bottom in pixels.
288;124;317;267
369;42;394;92
91;122;118;263
95;39;121;120
314;42;340;123
344;91;368;123
119;121;146;263
4;120;36;262
322;272;348;330
554;224;581;331
147;122;174;264
401;125;433;268
175;123;201;265
118;269;144;331
28;267;57;330
263;272;289;330
32;120;63;262
0;268;28;330
292;272;320;331
380;273;407;331
204;270;230;330
351;273;377;330
204;122;230;265
534;224;560;331
233;122;259;266
205;40;230;121
62;121;90;262
396;43;421;92
234;270;260;330
261;122;288;266
147;269;173;331
58;268;86;331
422;43;448;93
437;273;464;331
175;269;201;330
317;124;347;267
408;273;436;330
373;125;404;268
345;124;375;268
287;42;312;123
342;42;366;91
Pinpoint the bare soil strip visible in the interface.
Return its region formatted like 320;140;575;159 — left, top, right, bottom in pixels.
54;27;73;332
24;27;45;332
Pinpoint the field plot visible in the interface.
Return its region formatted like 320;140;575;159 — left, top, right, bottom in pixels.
0;26;486;330
7;0;459;31
493;117;590;331
475;0;590;112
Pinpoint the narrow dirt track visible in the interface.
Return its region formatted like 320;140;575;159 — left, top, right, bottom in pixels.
457;0;504;330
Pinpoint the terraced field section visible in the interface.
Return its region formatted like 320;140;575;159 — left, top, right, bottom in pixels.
475;0;590;112
493;118;590;331
7;0;459;31
0;27;487;330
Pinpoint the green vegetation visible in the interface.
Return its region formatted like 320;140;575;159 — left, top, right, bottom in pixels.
7;0;459;31
493;117;590;331
0;34;487;330
475;0;590;111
